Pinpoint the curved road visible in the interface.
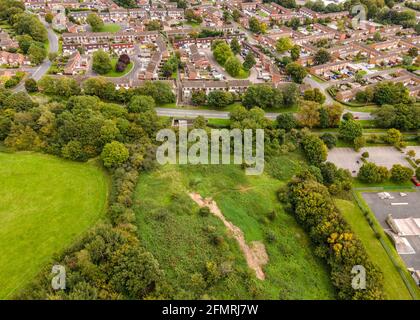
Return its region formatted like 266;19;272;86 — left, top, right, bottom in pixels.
14;17;59;92
304;75;374;120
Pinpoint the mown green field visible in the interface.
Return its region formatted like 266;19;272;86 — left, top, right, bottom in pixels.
0;152;109;299
134;157;335;299
336;199;414;299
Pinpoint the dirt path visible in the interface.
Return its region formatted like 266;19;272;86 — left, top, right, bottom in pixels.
189;192;268;280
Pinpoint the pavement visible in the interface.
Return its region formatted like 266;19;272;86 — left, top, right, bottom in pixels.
362;191;420;270
327;146;420;176
156;107;278;120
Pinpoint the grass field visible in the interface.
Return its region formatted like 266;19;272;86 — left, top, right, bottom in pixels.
134;159;335;299
98;23;121;33
104;58;133;77
0;152;109;299
336;198;419;299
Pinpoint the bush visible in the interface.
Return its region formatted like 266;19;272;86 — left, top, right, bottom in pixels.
320;133;336;149
358;162;389;183
101;141;129;168
361;151;369;158
390;164;414;183
199;207;211;217
24;78;38;93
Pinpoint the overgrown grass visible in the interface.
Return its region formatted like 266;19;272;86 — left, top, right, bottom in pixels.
0;152;109;299
134;162;335;299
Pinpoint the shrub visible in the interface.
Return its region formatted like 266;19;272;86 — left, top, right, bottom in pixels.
358;162;389;183
101;141;129;168
390;164;414;183
199;207;211;217
320;133;337;149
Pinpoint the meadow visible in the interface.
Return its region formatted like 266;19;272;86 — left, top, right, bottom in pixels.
134;157;336;299
0;152;109;299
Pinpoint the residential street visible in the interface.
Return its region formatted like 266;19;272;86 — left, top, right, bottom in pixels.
303;75;374;120
157;107;279;120
13;18;59;92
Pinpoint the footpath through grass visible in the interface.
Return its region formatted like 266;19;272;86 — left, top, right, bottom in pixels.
0;152;109;299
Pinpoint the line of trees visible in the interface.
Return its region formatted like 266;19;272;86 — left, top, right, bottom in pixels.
279;169;384;299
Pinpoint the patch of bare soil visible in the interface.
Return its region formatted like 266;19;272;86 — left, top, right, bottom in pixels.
189;192;268;280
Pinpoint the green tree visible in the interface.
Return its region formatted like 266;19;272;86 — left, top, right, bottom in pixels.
390;164;414;183
207;90;233;108
320;133;337;149
28;43;46;65
314;49;331;65
249;17;265;33
243;52;256;70
276;37;293;53
339;119;363;142
62;140;84;161
17;34;33;54
297;101;320;128
301;132;328;165
92;50;112;75
230;38;241;55
290;45;300;61
224;56;242;77
373;82;409;105
128;95;155;113
101;141;129;168
13;12;47;42
385;128;402;146
87;13;104;32
242;85;284;110
353;136;366;151
110;247;163;299
276;113;297;131
191;90;207;106
24;78;38;93
286;62;307;83
358;162;389;183
232;9;241;22
135;81;175;105
212;41;233;66
45;12;53;24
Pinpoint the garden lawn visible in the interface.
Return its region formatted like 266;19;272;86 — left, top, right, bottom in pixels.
0;152;109;299
134;160;335;299
104;58;133;77
98;23;121;33
336;198;414;300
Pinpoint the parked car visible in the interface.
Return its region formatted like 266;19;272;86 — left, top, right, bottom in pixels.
411;176;420;187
